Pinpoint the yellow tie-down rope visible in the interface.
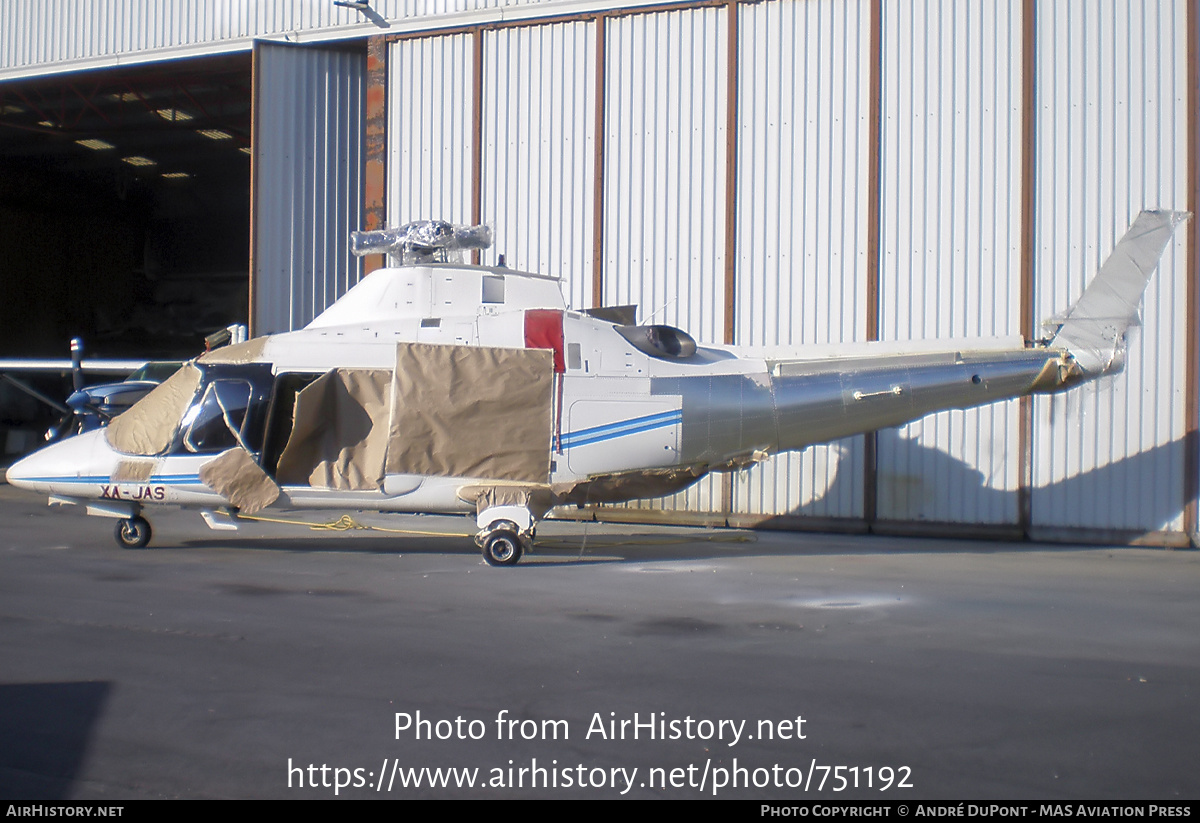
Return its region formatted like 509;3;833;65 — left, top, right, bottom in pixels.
214;509;756;548
222;510;463;538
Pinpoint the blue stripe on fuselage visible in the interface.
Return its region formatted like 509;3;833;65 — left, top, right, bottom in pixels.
560;409;681;450
18;474;203;485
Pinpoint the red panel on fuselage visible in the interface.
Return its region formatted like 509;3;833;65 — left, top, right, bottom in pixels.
524;309;565;373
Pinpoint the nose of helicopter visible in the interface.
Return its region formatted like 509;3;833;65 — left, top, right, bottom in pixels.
5;429;112;494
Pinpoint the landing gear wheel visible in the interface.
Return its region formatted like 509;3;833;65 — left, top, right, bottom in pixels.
481;530;523;566
114;517;152;549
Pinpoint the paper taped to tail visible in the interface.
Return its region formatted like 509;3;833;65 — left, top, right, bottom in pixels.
1050;210;1191;375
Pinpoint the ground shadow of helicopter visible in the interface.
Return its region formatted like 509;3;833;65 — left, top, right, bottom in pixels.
763;428;1191;546
155;429;1190;564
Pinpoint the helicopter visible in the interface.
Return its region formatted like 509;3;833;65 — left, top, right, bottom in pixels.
4;212;1189;565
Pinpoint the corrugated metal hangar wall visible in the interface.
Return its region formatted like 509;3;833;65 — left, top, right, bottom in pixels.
370;0;1197;546
2;0;1196;546
252;41;365;337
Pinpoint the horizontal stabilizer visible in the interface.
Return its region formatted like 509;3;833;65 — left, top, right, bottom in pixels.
1051;210;1190;374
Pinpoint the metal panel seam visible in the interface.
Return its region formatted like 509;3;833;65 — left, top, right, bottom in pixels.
591;18;607;308
863;0;882;528
1186;0;1199;543
1017;0;1038;537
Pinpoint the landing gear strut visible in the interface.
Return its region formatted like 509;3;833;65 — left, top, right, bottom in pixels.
114;516;152;549
474;504;536;566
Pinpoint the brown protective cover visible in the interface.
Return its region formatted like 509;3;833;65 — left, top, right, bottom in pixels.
275;369;392;490
1028;352;1082;393
386;342;553;484
199;447;280;514
197;338;268;365
105;364;202;456
111;460;156;483
555;465;707;505
458;484;559;521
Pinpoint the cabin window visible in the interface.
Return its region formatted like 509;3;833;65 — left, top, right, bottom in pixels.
179;380;259;454
482;275;505;304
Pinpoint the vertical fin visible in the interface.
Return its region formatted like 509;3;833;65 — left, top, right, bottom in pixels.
1051;210;1190;374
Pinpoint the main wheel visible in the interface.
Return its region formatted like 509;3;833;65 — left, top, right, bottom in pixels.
114;516;152;549
481;530;522;566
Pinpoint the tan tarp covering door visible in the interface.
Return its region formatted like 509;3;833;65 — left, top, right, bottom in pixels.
275;369;392;489
386;342;553;484
105;364;202;456
199;447;281;514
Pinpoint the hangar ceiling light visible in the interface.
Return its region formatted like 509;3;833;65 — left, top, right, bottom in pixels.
0;54;252;216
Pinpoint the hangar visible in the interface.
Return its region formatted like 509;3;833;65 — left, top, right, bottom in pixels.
0;54;253;358
1;0;1196;547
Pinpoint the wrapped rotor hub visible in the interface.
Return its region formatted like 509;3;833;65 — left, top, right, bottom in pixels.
350;220;492;265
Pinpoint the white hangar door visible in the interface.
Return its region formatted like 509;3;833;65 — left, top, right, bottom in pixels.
251;40;366;336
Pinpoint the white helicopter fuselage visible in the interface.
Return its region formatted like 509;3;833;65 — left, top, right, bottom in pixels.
6;264;1066;510
6;211;1188;564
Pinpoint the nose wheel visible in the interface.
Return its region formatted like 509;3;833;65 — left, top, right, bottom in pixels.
114;516;152;549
